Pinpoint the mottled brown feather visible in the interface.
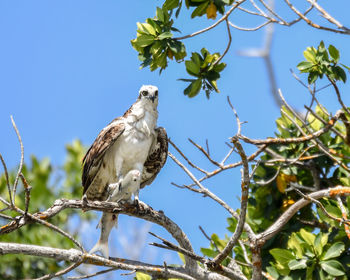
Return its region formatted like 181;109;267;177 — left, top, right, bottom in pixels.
82;105;135;195
82;121;125;194
140;127;168;188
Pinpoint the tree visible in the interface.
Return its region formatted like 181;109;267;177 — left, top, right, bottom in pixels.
1;1;350;280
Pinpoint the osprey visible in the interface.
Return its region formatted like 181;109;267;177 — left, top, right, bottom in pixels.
82;85;168;257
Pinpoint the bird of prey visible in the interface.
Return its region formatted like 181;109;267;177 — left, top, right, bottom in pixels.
81;85;168;257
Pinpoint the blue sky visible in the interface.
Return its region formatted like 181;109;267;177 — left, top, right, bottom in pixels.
0;0;350;278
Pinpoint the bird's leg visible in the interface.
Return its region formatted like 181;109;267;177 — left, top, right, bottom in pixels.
133;189;140;208
82;194;89;212
131;164;143;206
107;183;120;199
107;157;124;201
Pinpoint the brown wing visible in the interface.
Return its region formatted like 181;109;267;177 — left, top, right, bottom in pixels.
140;127;168;188
82;120;125;194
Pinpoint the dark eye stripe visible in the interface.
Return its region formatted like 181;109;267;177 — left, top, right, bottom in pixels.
155;90;158;96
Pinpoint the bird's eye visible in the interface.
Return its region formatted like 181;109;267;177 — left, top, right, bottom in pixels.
141;90;148;96
155;90;158;97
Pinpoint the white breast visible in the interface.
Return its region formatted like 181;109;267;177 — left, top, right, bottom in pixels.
109;101;158;177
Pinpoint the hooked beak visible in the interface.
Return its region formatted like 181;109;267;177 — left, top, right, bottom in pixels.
148;96;155;103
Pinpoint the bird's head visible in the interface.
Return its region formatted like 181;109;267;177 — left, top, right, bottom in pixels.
138;85;159;106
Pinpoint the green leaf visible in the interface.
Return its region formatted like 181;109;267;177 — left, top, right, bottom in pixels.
187;79;202;97
156;7;165;22
299;229;315;245
213;62;226;72
314;233;328;256
288;259;307;270
320;260;345;276
308;71;318;84
322;242;345;260
270;248;295;266
135;272;152;280
287;233;304;258
146;18;162;34
211;233;226;250
318;40;326;54
185;60;200;76
303;48;316;63
191;52;202;66
140;23;157;36
334;66;347;82
328;45;340;62
134;35;155;47
191;2;209;18
158;31;173;40
297;61;314;72
163;0;179;10
227;217;237;232
156;51;167;69
306;262;316;280
201;247;217;258
150;41;163;55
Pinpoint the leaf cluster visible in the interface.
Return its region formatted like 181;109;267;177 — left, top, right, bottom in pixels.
297;41;350;84
131;2;230;98
131;7;186;72
268;230;346;279
180;48;226;98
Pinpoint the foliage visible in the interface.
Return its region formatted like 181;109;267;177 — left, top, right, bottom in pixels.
268;230;346;279
198;44;350;279
297;41;349;84
131;7;186;72
180;48;226;98
0;140;93;279
131;2;234;98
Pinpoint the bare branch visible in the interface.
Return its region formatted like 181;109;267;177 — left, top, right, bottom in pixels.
169;151;235;217
0;198;197;269
306;0;348;30
213;139;250;264
257;186;350;243
0;242;196;280
284;0;350;34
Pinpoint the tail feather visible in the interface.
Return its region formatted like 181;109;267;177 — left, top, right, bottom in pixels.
89;240;109;258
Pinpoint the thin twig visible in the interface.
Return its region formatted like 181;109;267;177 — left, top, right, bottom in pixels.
19;173;31;215
212;19;232;67
68;268;116;279
10;115;24;206
0;153;12;207
168;139;208;174
32;262;82;280
174;0;247;40
188;139;222;167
